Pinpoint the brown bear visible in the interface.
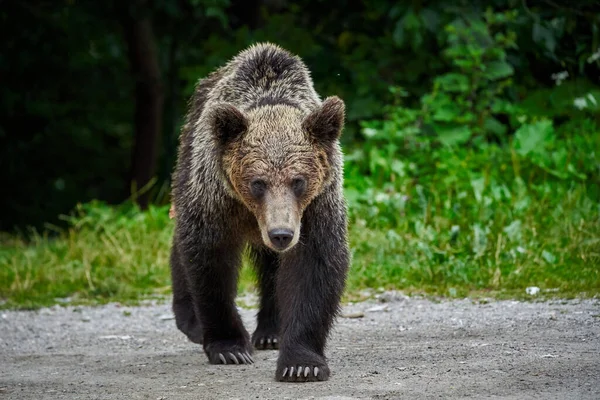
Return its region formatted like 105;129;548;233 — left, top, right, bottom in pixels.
169;42;350;382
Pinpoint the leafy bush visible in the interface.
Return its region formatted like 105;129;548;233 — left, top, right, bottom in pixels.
344;130;600;296
341;8;600;297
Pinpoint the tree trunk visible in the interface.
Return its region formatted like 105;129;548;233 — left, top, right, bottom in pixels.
121;0;163;209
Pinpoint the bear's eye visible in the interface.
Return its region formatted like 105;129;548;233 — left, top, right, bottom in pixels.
250;179;267;198
292;178;306;197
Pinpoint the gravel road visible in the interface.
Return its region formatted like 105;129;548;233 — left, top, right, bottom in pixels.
1;293;599;399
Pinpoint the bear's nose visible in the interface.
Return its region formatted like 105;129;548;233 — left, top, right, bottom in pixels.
268;229;294;250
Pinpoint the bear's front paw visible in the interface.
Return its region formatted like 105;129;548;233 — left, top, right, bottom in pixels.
276;351;330;382
252;328;279;350
204;340;254;365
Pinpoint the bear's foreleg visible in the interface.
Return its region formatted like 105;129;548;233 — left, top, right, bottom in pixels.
174;225;254;365
275;191;350;382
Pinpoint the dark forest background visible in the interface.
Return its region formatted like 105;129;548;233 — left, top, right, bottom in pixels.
1;0;599;231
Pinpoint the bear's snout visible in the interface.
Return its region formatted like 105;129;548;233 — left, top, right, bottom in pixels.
268;228;294;250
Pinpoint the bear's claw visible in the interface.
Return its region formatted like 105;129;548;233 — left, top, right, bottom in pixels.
253;333;279;350
216;351;253;364
281;366;316;378
277;365;327;382
205;340;254;365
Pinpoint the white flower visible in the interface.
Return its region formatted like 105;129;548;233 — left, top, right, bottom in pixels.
551;71;569;86
362;127;378;138
587;47;600;63
526;286;540;296
573;97;587;110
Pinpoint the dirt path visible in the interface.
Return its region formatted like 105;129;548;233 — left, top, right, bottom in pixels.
1;294;599;399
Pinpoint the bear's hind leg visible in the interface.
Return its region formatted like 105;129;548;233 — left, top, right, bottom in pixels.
249;246;280;350
170;244;203;344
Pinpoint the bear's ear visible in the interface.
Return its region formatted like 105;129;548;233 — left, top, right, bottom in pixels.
210;103;248;145
302;96;345;146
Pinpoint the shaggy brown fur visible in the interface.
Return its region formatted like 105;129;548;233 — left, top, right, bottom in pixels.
169;42;350;382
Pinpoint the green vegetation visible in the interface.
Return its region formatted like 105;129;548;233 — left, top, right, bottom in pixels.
343;8;600;297
1;203;172;309
345;120;600;299
1;3;599;308
2;115;598;308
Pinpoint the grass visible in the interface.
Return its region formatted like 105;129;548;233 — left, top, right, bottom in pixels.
0;203;176;309
1;121;599;309
346;183;600;300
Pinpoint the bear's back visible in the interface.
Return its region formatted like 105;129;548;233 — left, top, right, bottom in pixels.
212;43;321;113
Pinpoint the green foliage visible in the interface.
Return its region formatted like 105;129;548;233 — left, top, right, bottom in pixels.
343;117;599;298
519;78;600;120
359;8;522;146
340;8;599;298
422;9;517;145
512;119;591;180
1;2;599;307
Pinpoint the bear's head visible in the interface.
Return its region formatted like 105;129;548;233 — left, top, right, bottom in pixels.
210;97;345;252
